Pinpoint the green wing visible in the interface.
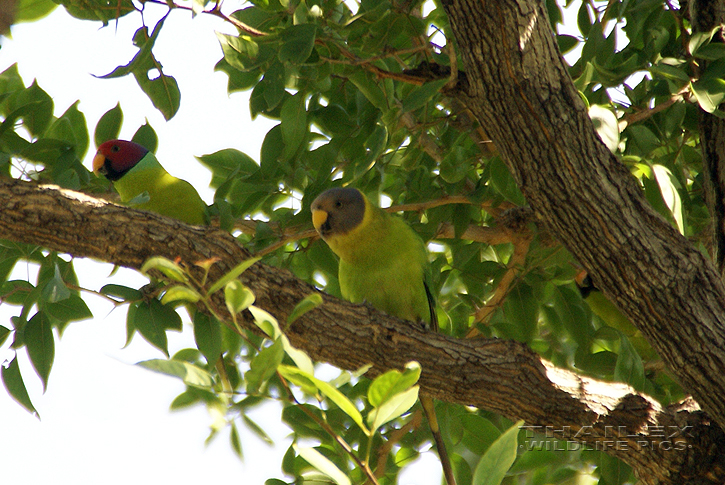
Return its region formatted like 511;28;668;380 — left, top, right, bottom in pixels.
113;151;207;225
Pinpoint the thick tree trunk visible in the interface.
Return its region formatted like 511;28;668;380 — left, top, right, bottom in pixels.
690;0;725;275
1;179;725;483
441;0;725;437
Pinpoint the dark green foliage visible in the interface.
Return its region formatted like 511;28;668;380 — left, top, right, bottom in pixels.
0;0;715;482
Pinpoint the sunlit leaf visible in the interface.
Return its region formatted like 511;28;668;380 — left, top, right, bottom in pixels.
207;256;261;295
287;293;323;325
137;358;214;388
141;256;188;283
472;420;523;485
293;444;351;485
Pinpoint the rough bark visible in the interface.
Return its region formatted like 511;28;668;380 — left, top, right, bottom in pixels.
690;0;725;276
441;0;725;441
1;178;725;484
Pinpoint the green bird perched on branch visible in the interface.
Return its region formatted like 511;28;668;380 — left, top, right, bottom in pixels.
93;139;207;226
311;187;455;485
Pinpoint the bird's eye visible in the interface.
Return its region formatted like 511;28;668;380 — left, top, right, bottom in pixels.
335;201;343;208
111;145;120;153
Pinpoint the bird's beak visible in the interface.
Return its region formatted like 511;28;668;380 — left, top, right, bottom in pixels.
92;152;106;175
312;209;328;232
574;269;589;287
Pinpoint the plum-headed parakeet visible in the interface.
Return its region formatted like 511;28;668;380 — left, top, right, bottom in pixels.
312;188;456;485
93;140;207;226
311;187;437;330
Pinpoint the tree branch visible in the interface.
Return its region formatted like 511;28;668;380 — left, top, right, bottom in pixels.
441;0;725;443
0;178;723;484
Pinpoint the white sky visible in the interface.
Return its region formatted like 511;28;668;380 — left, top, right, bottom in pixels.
0;5;440;484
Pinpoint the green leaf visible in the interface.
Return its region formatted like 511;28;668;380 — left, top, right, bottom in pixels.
613;331;646;391
577;2;591;36
134;70;181;121
260;124;285;175
225;280;256;315
280;91;307;161
693;43;725;61
7;81;54;136
472;420;523;485
293;445;351;485
193;312;222;364
367;361;421;407
137;358;214;388
24;311;54;390
197;148;259;188
689;26;721;58
280;334;314;376
589;104;619;152
50;101;89;158
0;280;34;305
1;355;37;416
279;365;369;435
141;256;189;283
278;24;317;65
14;0;57;23
458;414;503;455
367;385;419;432
99;284;142;301
249;305;281;339
649;63;690;84
557;34;579;54
401;78;447;113
216;32;262;72
691;77;725;114
131;122;158;153
229;421;244;459
43;294;93;326
99;19;180;120
41;264;70;303
161;285;202;305
652;164;684;234
94;103;123;146
207;256;261;295
246;338;285;393
131;299;182;356
241;412;274;445
0;325;10;346
287;293;323;325
58;0;134;24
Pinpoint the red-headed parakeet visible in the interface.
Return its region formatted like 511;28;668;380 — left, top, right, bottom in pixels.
93;140;207;226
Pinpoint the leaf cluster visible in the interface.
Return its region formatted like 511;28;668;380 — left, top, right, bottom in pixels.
1;0;720;483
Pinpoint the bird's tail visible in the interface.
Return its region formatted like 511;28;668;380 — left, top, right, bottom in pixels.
420;395;457;485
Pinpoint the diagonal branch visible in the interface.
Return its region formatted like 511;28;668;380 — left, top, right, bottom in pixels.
0;178;723;484
441;0;725;448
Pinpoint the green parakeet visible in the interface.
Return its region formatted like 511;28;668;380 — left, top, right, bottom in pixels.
312;188;455;485
93;140;207;226
311;187;437;330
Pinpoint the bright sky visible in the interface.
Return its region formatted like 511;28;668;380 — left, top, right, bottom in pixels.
0;5;440;484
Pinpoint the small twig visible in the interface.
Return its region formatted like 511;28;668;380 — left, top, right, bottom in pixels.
619;87;688;130
278;373;381;485
142;0;268;36
319;44;429;67
373;409;424;478
468;234;533;335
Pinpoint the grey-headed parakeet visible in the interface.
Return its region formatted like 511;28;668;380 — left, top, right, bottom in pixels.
311;187;437;330
311;187;455;485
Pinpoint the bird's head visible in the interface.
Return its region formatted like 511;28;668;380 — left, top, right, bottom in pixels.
311;187;366;239
93;139;149;182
